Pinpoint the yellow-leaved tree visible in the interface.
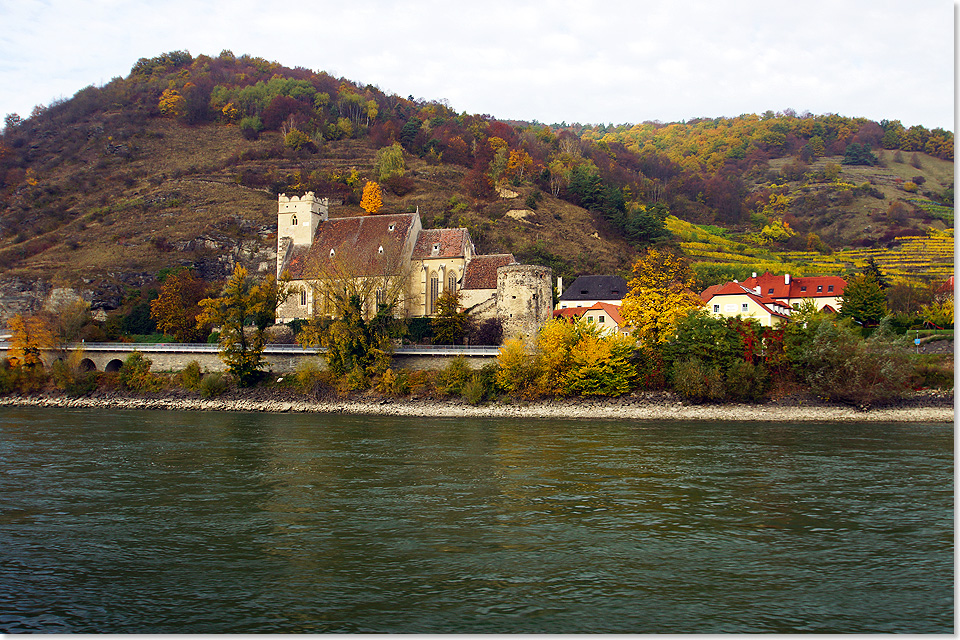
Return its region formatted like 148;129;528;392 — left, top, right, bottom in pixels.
8;314;55;369
158;88;185;118
620;247;703;347
360;181;383;214
495;318;637;398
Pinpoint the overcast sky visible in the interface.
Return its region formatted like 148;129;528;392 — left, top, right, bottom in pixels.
0;0;954;130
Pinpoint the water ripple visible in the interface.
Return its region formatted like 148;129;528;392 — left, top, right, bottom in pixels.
0;410;952;633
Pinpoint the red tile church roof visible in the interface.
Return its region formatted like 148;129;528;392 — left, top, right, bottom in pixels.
412;228;472;259
284;213;417;279
461;254;517;290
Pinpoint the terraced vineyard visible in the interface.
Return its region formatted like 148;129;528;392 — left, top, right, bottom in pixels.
668;216;954;286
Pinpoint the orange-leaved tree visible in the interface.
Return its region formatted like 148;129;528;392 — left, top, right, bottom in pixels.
8;314;55;368
150;268;211;342
360;180;383;214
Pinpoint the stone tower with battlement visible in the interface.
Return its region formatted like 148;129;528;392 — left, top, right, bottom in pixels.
277;192;328;277
497;264;553;341
278;192;328;249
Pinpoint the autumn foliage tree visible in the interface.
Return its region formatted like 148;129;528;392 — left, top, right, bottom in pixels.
158;88;186;118
620;248;703;346
150;268;211;342
7;314;55;369
507;149;533;182
360;180;383;214
495;319;637;398
197;265;286;385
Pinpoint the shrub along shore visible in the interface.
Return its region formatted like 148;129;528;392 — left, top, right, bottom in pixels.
0;388;951;423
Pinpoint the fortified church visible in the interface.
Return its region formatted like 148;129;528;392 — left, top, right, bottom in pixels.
274;192;552;341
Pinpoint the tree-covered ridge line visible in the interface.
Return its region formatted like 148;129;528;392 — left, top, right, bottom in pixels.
4;50;951;211
580;111;952;165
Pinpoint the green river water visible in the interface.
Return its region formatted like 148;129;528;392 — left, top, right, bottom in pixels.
0;407;952;633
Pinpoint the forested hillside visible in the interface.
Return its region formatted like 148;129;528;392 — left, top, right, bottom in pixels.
0;50;953;315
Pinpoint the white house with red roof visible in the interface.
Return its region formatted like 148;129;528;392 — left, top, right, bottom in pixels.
739;271;846;312
700;282;795;327
552;301;633;335
701;271;848;326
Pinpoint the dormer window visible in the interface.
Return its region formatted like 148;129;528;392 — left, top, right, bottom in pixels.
329;249;335;258
768;288;774;294
433;243;440;253
828;285;834;293
389;223;396;232
378;245;384;255
800;286;807;292
817;285;823;293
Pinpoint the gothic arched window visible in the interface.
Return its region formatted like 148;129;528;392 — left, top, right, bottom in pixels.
429;273;439;314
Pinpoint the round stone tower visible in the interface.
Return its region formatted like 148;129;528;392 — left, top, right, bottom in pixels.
497;264;553;341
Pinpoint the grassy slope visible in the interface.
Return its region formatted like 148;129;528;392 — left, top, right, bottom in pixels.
0;112;952;290
767;151;953;246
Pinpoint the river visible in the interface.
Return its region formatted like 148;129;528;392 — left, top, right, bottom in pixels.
0;408;952;633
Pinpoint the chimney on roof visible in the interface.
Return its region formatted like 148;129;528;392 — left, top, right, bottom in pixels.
785;273;790;285
752;272;757;278
755;286;761;295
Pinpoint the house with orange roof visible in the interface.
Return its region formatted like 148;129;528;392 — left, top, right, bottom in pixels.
700;281;794;327
552;301;633;335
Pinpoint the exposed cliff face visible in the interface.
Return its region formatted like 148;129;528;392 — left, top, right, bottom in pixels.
0;277;52;322
0;226;277;325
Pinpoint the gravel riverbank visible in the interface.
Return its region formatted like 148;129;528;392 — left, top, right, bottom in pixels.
0;390;952;422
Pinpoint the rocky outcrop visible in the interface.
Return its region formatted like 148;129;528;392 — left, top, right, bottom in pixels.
0;224;277;324
0;277;51;320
